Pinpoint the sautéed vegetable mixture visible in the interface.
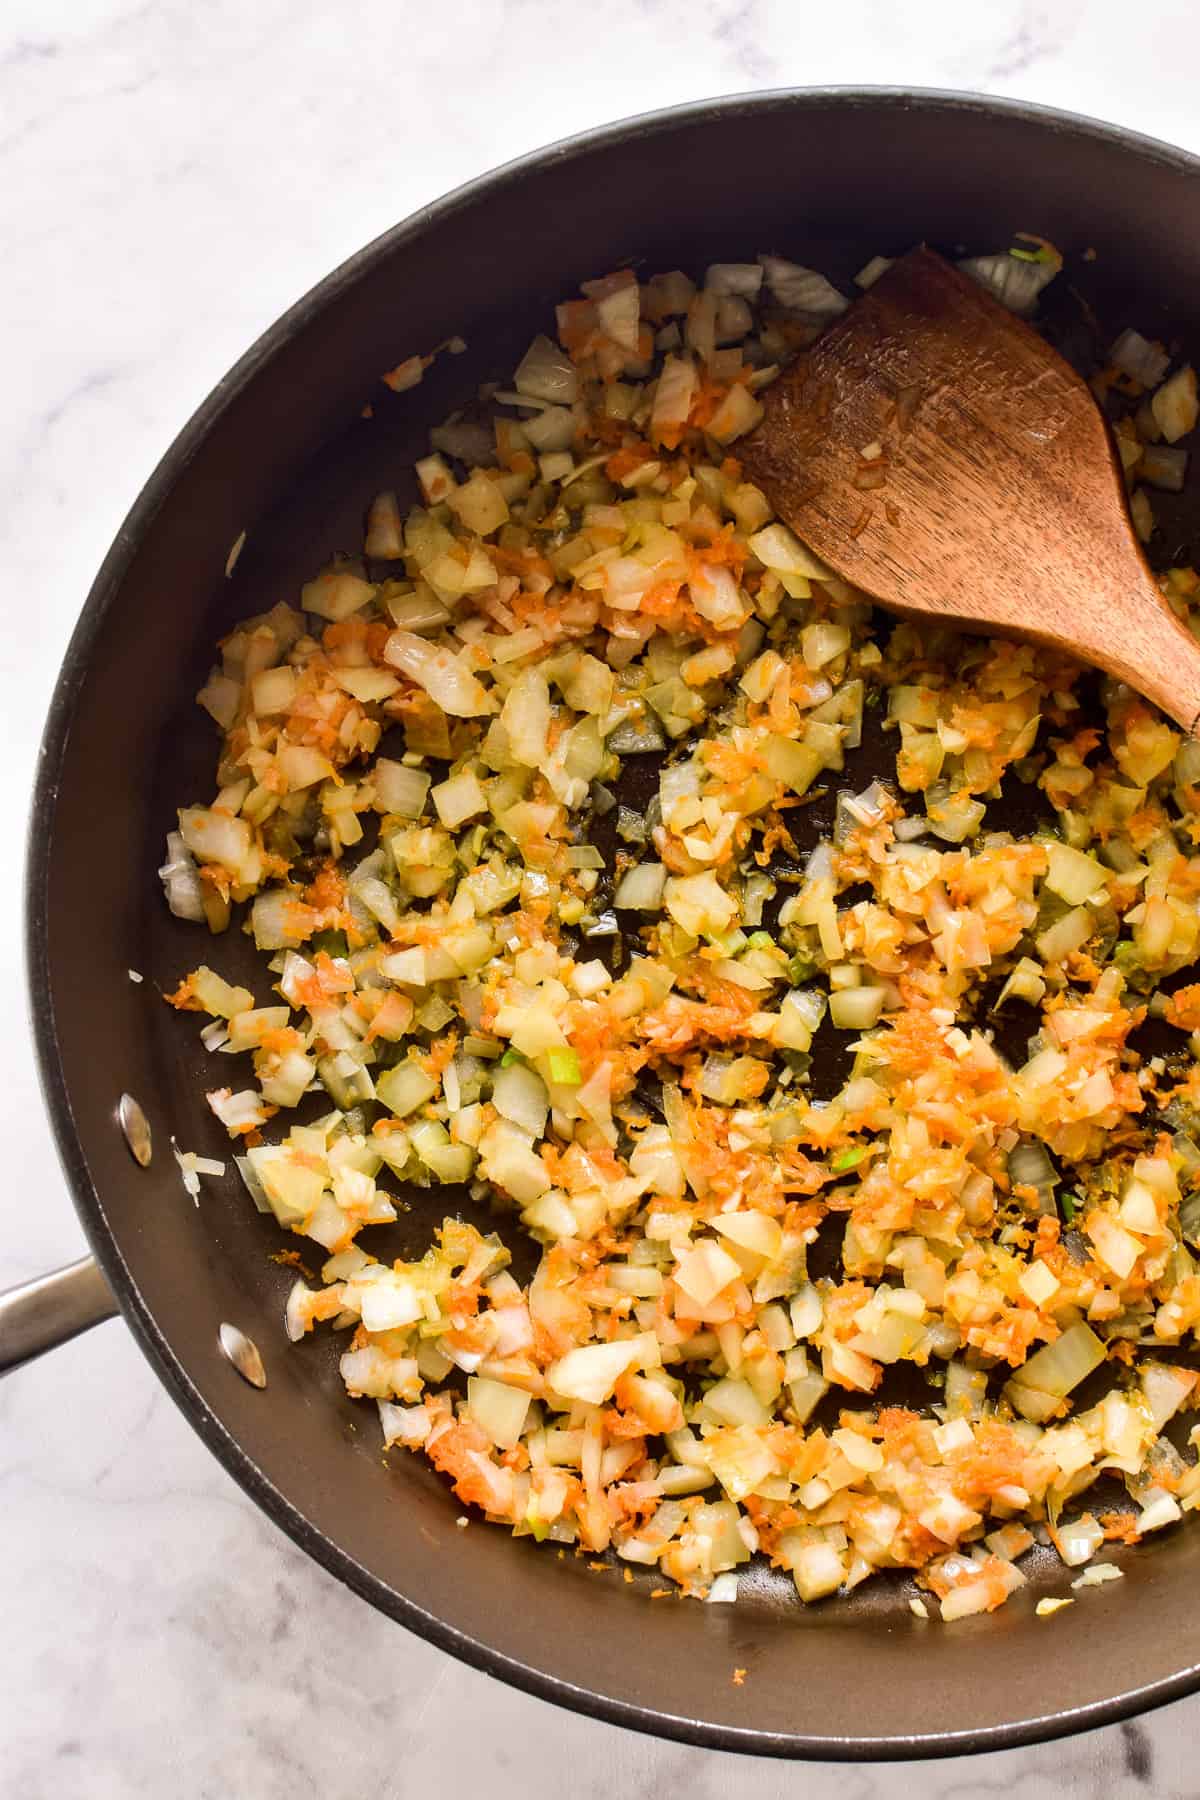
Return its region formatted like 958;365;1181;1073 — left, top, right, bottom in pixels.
162;244;1200;1621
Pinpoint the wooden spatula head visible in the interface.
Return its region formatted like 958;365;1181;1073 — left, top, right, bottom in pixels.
739;246;1200;734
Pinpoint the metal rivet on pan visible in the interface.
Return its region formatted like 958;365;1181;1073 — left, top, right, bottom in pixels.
219;1322;267;1390
118;1093;153;1167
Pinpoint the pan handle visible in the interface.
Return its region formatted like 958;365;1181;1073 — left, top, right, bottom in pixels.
0;1255;119;1374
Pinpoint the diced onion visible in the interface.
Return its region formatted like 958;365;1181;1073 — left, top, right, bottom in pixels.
385;632;496;717
614;862;666;912
1111;329;1170;388
758;255;849;320
158;831;206;922
958;250;1059;316
1152;366;1198;443
513;334;579;405
1006;1322;1105;1413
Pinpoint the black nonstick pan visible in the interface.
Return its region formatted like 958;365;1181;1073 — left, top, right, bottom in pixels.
8;88;1200;1760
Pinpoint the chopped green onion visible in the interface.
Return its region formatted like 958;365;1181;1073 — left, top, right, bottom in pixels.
545;1047;582;1087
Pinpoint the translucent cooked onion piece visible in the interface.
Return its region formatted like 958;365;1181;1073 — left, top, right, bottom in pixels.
758;255;849;320
513;334;579;405
1111;328;1170;388
1005;1323;1106;1419
1152;365;1198;443
158;831;206;922
384;631;496;716
958;248;1060;316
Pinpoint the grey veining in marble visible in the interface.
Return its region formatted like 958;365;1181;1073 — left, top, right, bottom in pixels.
5;1;1200;1794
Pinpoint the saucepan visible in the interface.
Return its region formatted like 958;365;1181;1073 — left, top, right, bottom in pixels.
7;89;1200;1759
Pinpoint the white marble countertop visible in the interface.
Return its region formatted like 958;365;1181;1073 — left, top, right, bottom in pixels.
5;2;1200;1793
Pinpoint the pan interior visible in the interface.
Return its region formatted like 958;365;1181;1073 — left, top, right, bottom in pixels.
32;93;1200;1755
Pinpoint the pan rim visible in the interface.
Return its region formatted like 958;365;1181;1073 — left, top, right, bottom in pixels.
25;84;1200;1760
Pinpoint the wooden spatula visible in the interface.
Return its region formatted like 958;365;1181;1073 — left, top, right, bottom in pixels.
738;245;1200;734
